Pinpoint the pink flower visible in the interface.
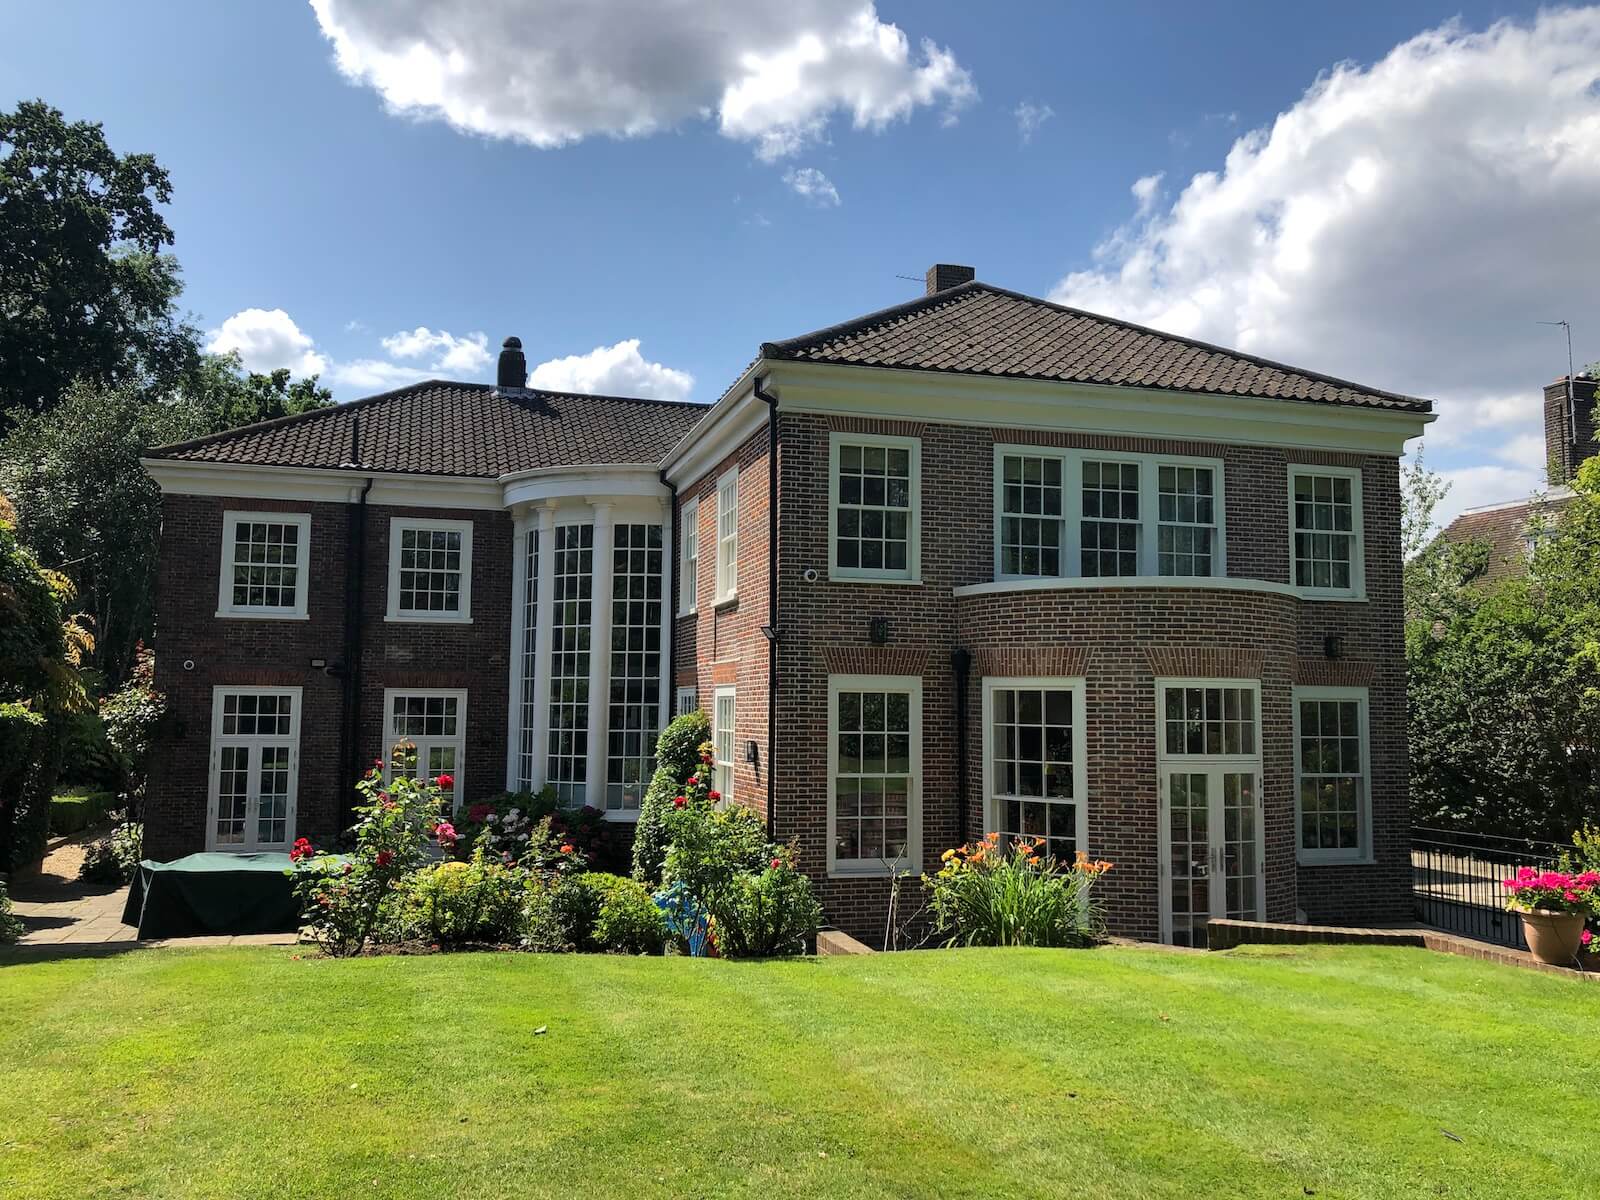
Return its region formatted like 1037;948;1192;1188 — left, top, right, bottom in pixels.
1582;929;1594;946
435;821;458;848
770;857;782;870
467;803;493;823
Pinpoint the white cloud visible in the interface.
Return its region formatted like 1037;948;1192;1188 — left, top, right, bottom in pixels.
1014;100;1054;143
783;166;841;206
380;326;491;373
1051;10;1600;513
324;358;434;391
1434;463;1546;532
527;339;695;403
206;308;327;377
309;0;974;161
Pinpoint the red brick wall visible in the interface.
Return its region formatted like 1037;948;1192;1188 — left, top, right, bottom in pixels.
765;413;1413;943
147;493;512;859
674;425;773;820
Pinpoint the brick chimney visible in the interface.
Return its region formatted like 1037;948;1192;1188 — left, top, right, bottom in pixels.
1543;374;1600;485
497;336;528;390
925;263;976;295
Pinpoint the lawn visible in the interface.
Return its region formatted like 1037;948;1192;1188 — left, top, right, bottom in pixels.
0;944;1592;1199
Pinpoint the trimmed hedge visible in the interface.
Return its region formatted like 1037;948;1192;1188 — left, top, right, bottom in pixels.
49;790;115;835
631;710;710;884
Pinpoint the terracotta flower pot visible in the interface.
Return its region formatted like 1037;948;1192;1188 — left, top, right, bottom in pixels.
1517;909;1587;965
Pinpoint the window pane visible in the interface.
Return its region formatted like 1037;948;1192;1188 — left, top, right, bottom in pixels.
834;688;914;865
1291;473;1355;590
229;519;303;609
836;442;913;576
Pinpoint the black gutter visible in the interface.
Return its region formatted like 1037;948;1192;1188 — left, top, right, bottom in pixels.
340;411;374;828
951;646;972;845
754;374;779;840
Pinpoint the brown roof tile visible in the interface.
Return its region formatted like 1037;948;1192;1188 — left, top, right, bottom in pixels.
762;282;1433;413
1437;492;1573;582
149;381;709;477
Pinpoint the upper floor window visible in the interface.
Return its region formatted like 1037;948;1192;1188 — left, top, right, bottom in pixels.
387;517;473;622
217;511;311;619
1293;687;1370;863
1289;467;1363;598
680;497;700;613
993;447;1224;581
715;469;739;603
830;432;920;582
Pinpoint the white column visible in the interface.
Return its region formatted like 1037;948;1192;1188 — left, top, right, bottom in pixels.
657;502;673;727
528;504;557;792
584;502;615;808
503;505;529;789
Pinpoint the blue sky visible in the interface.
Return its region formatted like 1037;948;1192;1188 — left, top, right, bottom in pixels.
6;2;1599;526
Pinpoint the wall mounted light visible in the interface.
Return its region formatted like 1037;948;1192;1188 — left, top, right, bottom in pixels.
744;739;760;766
868;617;890;645
1324;633;1345;660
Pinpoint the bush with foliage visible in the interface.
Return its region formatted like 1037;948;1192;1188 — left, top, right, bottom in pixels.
400;852;529;948
457;788;626;873
288;748;450;956
526;871;666;954
633;709;710;883
0;876;23;944
656;742;822;958
925;834;1113;948
79;819;142;885
48;789;114;835
98;644;166;805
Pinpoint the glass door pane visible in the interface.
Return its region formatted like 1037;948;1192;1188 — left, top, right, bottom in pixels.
256;745;291;848
217;746;250;846
1167;772;1211;948
1221;772;1260;921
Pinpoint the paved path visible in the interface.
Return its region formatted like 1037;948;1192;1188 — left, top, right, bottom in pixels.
6;833;297;957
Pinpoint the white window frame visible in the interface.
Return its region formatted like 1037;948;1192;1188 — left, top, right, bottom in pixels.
680;497;700;613
386;516;474;623
711;685;736;800
828;431;922;583
1292;685;1373;865
826;673;923;878
216;511;311;619
382;688;468;802
1153;677;1265;944
675;686;699;717
992;445;1227;582
981;677;1089;859
207;686;302;853
715;469;739;603
1287;464;1365;600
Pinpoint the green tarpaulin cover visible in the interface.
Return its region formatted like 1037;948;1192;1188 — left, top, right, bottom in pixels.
121;853;302;939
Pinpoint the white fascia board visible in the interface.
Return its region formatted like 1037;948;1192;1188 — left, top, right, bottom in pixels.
499;463;669;509
767;361;1434;457
660;361;769;490
140;459;503;509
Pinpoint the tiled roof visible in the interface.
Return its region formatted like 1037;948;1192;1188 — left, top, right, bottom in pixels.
1437;491;1573;582
762;281;1433;413
148;381;709;477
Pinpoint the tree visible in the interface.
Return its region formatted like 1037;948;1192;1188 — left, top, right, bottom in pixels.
0;382;205;680
0;495;94;871
0;99;198;421
184;352;333;431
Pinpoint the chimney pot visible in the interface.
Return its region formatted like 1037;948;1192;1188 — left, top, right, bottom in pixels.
925;263;976;295
497;336;528;389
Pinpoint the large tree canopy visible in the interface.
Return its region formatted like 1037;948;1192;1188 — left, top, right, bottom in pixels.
0;99;198;420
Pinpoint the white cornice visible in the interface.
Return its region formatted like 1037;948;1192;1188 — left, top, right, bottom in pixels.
765;360;1433;456
500;463;667;508
140;459;504;509
660;360;768;489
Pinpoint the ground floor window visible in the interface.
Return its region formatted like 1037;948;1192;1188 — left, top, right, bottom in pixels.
983;678;1087;863
384;689;466;800
712;686;735;800
1156;678;1263;947
1293;686;1370;863
675;686;698;717
208;687;301;852
827;675;921;875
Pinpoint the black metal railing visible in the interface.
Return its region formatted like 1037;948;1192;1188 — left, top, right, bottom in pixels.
1411;826;1566;950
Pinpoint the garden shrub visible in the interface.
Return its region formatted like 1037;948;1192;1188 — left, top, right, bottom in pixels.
528;871;667;954
708;854;823;958
79;819;142;885
48;789;114;835
591;874;668;954
925;834;1113;948
404;854;528;947
0;875;22;944
288;747;452;957
632;710;710;883
457;787;627;873
98;644;166;806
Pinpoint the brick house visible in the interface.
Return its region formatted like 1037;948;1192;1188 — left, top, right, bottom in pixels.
142;266;1435;945
1437;374;1597;579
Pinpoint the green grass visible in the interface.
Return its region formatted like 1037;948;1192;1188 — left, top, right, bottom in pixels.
0;944;1592;1199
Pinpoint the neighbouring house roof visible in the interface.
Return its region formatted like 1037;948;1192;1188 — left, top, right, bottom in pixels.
1437;490;1574;582
761;281;1434;414
147;381;710;477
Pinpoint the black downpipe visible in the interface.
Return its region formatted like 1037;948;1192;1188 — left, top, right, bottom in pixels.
952;647;972;845
341;426;374;827
754;374;779;840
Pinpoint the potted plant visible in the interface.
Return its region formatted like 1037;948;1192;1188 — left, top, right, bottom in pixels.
1502;867;1600;965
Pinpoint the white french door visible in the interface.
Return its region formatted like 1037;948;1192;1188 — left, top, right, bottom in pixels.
1156;680;1266;947
207;687;302;853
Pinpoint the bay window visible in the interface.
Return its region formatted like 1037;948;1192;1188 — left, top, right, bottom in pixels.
983;678;1087;863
